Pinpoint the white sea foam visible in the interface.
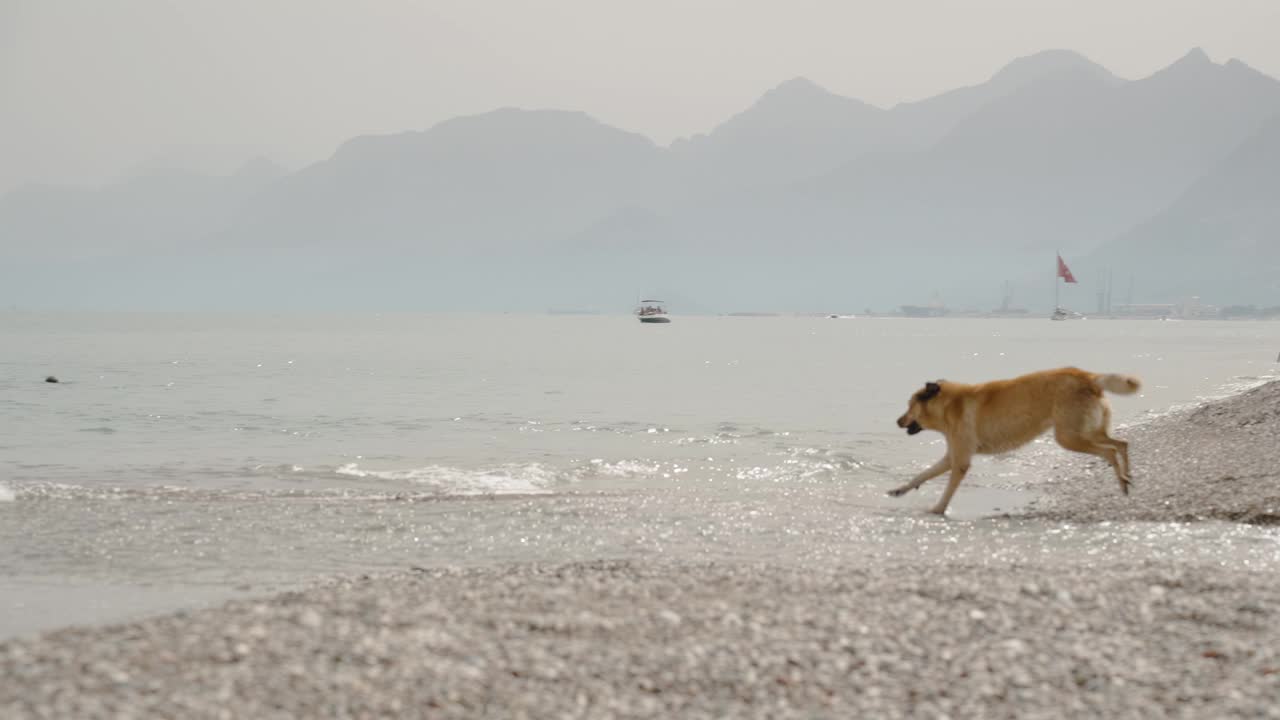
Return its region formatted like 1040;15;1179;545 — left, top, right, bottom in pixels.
334;463;557;495
0;483;14;502
585;458;663;478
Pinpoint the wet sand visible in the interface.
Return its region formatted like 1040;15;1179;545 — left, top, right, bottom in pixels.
3;383;1280;718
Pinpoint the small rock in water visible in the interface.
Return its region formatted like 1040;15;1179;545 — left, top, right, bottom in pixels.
45;375;59;383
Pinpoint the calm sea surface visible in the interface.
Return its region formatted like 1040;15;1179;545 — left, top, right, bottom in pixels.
2;313;1279;636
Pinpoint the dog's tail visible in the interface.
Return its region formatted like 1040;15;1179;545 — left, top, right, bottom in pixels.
1095;373;1141;395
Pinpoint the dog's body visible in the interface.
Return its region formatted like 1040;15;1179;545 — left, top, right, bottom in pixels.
891;367;1140;515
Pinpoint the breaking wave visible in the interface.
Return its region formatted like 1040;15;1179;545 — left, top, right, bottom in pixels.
332;463;559;495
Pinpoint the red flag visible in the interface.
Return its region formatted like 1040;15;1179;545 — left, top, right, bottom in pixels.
1057;254;1077;284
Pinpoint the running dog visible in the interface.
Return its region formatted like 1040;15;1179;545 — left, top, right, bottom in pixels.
890;367;1140;515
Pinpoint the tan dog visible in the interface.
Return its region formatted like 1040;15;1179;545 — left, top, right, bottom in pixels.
890;367;1140;515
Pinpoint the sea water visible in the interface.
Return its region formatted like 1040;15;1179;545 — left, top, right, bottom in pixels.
2;313;1278;636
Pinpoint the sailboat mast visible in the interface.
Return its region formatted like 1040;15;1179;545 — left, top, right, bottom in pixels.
1054;252;1060;310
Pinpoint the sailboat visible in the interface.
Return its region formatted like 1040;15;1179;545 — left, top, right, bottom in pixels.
1051;253;1084;320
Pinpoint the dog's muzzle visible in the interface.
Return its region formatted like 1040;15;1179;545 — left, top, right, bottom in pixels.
906;421;922;435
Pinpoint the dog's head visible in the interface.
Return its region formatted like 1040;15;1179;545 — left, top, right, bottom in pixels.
896;381;943;436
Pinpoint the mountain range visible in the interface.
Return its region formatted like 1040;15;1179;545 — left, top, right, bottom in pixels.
2;48;1278;313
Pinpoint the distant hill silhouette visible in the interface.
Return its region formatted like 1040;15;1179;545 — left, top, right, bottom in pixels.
2;48;1278;312
0;158;282;260
667;50;1122;197
226;109;666;252
1082;116;1280;304
563;50;1280;311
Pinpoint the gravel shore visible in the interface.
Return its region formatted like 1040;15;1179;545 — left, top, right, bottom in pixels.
1034;380;1280;525
3;383;1280;719
3;561;1279;719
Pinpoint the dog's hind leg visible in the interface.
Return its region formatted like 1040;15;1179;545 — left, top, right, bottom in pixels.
1110;436;1131;480
928;448;971;516
1091;433;1132;495
1094;400;1133;488
888;455;950;497
1056;429;1130;495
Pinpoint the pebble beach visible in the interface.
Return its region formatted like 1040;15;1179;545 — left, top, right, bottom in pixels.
3;382;1279;719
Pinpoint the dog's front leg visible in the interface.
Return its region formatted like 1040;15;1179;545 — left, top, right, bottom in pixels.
888;454;950;497
928;446;972;515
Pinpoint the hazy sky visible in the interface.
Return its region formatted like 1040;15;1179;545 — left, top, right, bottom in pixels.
3;0;1278;192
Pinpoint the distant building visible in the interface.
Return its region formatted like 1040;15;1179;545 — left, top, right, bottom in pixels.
900;305;948;318
1112;303;1178;318
901;292;948;317
1180;296;1219;319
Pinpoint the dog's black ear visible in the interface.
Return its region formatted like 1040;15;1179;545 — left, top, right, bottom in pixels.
920;381;942;401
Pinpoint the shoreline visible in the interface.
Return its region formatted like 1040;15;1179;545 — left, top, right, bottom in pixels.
3;382;1280;717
